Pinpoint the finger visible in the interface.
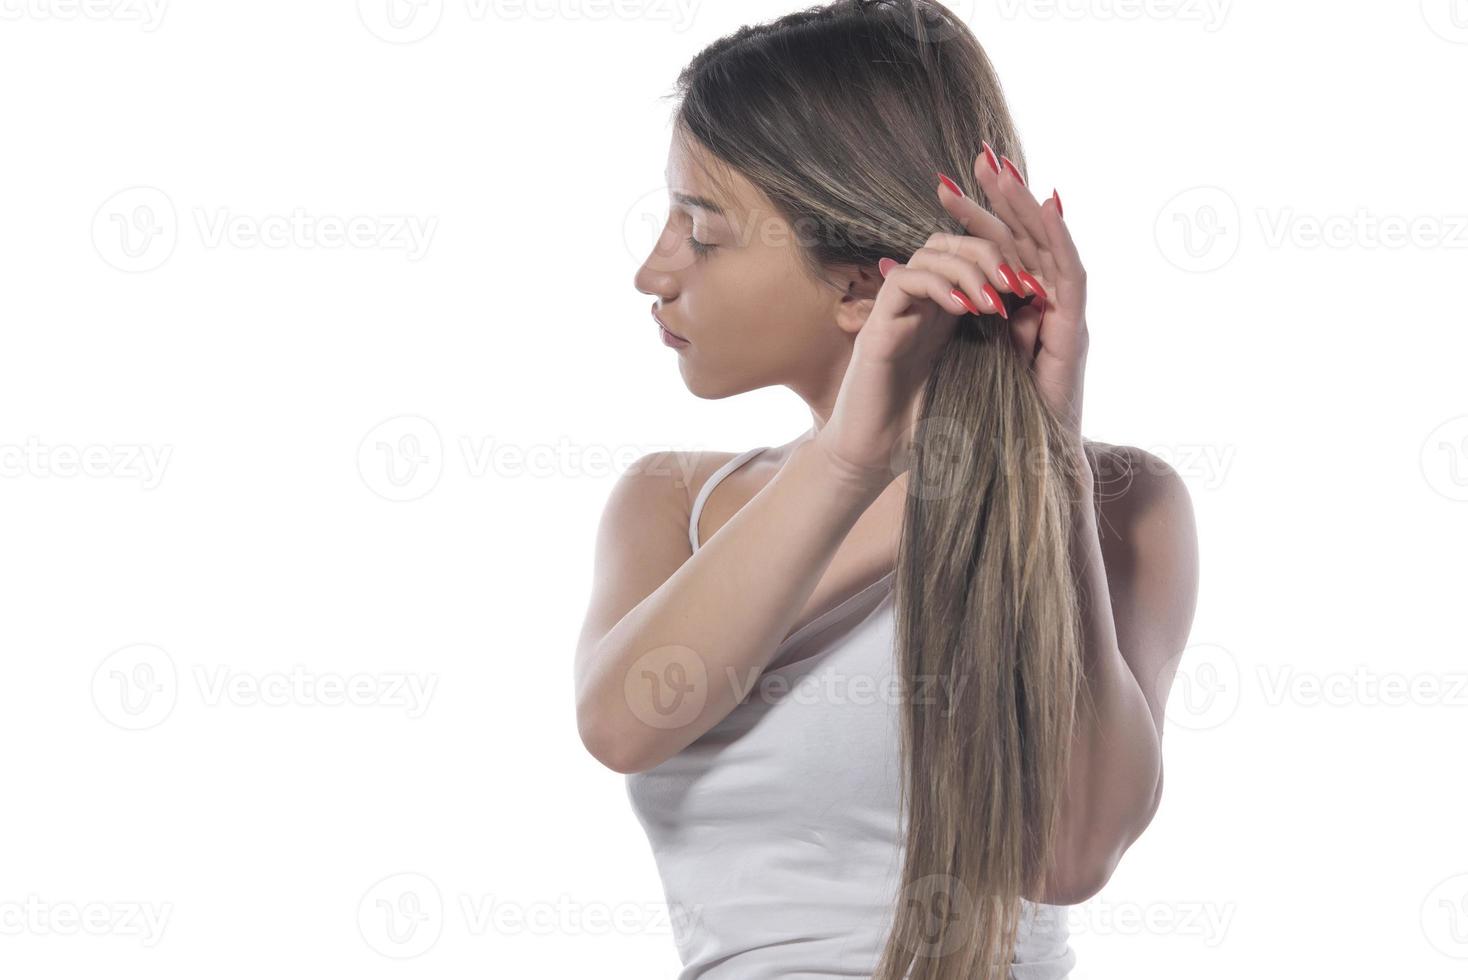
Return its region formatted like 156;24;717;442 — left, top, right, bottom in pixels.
876;262;974;321
1039;195;1087;314
972;149;1048;287
907;245;1006;317
995;185;1086;316
1008;299;1042;367
920;231;1026;297
934;174;1026;279
992;165;1060;289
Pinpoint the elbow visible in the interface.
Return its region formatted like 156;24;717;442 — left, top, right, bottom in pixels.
1054;851;1120;906
1033;847;1120;906
577;708;655;775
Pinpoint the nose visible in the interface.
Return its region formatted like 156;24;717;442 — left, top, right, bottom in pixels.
633;218;681;300
632;259;671;301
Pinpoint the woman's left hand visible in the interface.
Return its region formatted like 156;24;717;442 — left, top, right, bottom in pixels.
937;145;1088;439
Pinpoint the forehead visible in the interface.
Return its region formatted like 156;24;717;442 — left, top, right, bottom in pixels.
664;133;751;219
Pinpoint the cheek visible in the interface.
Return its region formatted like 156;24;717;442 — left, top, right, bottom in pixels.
689;254;821;345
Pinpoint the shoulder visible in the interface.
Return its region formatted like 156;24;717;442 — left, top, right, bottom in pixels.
1083;441;1194;530
1083;441;1198;626
597;448;747;542
1083;441;1200;662
608;448;748;500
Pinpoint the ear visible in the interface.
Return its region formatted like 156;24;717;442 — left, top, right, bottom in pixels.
831;262;884;336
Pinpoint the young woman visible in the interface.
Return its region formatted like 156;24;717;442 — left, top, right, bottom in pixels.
575;2;1199;977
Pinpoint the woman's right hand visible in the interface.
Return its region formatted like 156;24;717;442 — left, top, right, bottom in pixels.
814;225;1021;492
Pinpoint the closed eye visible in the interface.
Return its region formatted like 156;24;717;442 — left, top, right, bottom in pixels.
686;234;715;257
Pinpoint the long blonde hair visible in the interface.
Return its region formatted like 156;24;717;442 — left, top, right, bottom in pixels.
669;2;1091;976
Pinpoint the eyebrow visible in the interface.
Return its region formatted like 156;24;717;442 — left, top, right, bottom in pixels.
670;192;728;217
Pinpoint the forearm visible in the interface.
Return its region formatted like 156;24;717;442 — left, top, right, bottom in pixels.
583;440;886;772
1047;447;1163;900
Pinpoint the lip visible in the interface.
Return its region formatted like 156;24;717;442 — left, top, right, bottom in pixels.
652;305;690;347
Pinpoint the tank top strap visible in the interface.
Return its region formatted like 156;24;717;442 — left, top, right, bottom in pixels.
688;446;770;552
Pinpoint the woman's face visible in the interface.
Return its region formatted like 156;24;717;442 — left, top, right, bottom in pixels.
634;133;875;400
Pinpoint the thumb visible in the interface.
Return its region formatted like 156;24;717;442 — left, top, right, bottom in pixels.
1008;298;1044;366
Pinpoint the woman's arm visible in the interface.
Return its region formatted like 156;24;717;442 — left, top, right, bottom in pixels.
1032;442;1199;904
574;440;887;774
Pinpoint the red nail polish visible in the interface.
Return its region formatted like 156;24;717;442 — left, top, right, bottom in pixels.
1015;270;1047;301
996;262;1021;293
879;257;899;278
1052;189;1064;218
999;155;1026;186
936;172;965;198
951;288;982;317
980;141;1001;176
980;283;1007;319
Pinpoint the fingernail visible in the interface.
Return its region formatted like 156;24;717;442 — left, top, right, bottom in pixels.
951;288;982;317
1052;189;1064;218
936;172;965;198
980;141;1001;175
1015;270;1047;301
878;257;899;278
996;262;1021;293
999;155;1026;186
981;283;1008;319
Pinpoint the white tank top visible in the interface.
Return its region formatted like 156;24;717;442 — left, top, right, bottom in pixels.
625;446;1077;979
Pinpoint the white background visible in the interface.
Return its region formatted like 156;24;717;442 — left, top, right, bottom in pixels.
2;0;1466;977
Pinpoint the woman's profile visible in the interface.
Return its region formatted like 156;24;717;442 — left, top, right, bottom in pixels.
574;2;1199;977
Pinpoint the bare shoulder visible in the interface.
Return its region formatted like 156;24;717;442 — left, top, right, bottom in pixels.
1082;440;1200;728
1083;441;1195;534
577;449;747;660
595;449;710;546
598;448;744;534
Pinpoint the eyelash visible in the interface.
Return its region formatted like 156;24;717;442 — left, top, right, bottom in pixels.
686;234;715;257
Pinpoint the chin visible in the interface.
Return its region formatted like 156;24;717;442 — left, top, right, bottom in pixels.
679;364;768;401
